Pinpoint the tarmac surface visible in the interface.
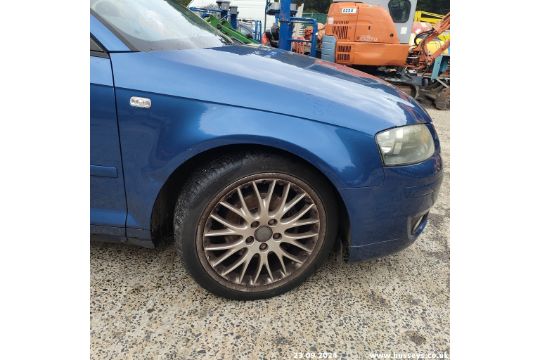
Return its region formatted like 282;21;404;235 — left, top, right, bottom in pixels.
91;108;450;359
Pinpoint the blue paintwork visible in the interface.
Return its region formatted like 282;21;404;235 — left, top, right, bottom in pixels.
345;125;443;260
90;165;118;178
90;55;127;229
90;14;442;261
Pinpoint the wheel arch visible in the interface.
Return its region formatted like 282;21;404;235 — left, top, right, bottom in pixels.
150;143;350;253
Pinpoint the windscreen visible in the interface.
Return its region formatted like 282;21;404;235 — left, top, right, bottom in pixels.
388;0;412;23
90;0;232;51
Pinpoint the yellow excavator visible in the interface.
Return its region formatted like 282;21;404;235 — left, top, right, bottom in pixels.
414;10;443;24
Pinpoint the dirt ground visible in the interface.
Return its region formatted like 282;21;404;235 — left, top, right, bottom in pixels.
91;108;450;359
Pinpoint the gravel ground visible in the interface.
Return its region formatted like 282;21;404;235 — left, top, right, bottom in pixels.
91;108;450;360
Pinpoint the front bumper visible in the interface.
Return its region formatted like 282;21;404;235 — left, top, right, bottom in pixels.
341;152;443;261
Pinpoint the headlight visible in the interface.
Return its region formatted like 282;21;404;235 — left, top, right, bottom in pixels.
376;124;435;166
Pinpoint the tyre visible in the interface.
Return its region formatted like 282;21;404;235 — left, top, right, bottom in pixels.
174;152;338;300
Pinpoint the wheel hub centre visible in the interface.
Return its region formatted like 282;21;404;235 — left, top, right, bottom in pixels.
254;225;273;242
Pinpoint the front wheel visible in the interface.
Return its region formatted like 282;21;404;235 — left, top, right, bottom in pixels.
174;152;338;300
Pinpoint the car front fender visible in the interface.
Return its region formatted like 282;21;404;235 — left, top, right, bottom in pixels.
114;89;384;232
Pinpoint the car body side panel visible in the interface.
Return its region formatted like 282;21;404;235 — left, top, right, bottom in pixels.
90;56;128;229
114;87;385;232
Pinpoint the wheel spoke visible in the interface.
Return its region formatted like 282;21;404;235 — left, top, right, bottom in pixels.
252;181;264;216
281;203;314;225
204;228;238;237
274;251;288;276
219;201;245;219
238;254;253;284
282;193;306;215
211;246;242;267
253;254;265;284
272;182;291;218
222;252;250;276
264;257;274;282
265;180;277;212
280;248;304;264
281;238;313;252
284;217;319;230
236;188;252;218
284;231;318;240
204;239;244;251
210;213;246;232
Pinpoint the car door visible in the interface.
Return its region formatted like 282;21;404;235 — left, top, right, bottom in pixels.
90;36;127;237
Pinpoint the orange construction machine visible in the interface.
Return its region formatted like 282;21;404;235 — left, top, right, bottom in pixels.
325;2;410;66
322;0;450;109
324;0;450;72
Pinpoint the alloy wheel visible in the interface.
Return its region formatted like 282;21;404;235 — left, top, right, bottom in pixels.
198;174;325;290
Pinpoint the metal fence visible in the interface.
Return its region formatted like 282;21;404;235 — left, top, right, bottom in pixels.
302;12;327;24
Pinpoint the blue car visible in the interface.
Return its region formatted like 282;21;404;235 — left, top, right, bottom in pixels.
90;0;443;299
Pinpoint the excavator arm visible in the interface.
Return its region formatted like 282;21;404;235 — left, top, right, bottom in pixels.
410;12;450;70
